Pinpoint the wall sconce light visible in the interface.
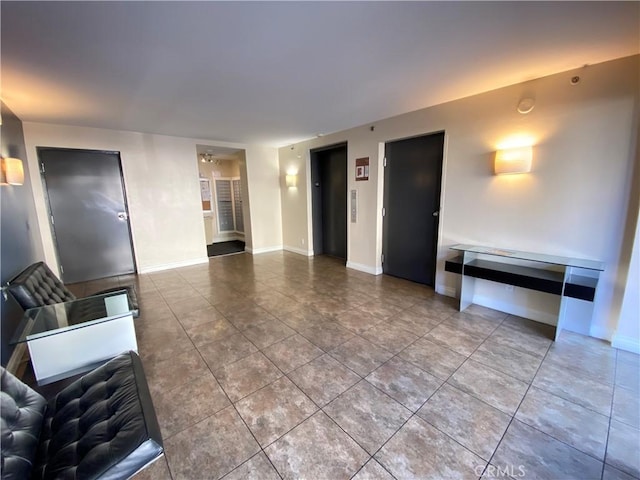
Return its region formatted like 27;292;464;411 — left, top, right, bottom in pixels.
494;146;532;175
0;157;25;185
285;173;298;188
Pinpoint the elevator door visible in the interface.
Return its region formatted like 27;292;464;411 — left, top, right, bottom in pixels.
39;148;136;283
382;132;444;285
311;143;347;259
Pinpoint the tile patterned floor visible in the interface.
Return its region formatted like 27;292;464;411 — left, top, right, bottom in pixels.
67;252;639;480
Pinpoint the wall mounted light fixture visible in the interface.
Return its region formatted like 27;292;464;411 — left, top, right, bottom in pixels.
0;157;25;185
494;146;532;175
285;173;298;188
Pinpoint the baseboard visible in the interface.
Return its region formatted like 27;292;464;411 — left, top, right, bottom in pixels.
283;246;313;256
138;257;209;274
246;245;283;255
346;261;383;275
612;333;640;354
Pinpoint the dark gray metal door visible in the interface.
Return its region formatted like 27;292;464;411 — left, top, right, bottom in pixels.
38;148;136;283
383;132;444;285
311;143;347;259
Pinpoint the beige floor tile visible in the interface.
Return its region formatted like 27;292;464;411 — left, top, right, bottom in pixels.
471;340;543;383
214;351;283;402
616;351;640;394
165;405;260;480
366;356;442;411
375;416;486;479
360;322;419;354
515;386;609;459
144;348;209;394
177;305;226;330
449;360;528;415
185;317;238;346
603;463;639;480
288;354;360;407
418;383;511;460
242;317;296;349
354;300;404;320
384;309;441;336
613;385;640;429
153;373;230;438
492;420;602;480
221;453;281;480
399;337;466;380
264;411;369;480
277;306;334;331
607;419;640;477
262;334;324;373
299;320;355;351
166;294;212;317
352;459;395;480
330;336;394;376
488;324;552;358
324;380;411;454
533;360;613;416
198;332;258;370
236;376;317;447
445;311;503;336
336;308;383;335
425;322;487;356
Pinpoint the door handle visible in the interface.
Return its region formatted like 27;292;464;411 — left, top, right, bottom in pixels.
432;211;439;217
117;212;128;220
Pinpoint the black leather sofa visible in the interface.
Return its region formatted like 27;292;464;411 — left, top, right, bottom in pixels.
1;351;163;479
6;262;139;318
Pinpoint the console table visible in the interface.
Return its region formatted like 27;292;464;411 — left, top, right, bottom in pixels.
10;290;137;385
444;244;604;340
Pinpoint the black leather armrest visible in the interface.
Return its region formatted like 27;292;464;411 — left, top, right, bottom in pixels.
0;368;47;480
32;351;163;480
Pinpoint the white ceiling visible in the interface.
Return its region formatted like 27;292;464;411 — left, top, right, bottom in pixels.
2;2;638;147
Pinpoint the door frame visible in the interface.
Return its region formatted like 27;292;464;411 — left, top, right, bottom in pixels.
37;147;137;282
310;142;348;259
381;131;445;286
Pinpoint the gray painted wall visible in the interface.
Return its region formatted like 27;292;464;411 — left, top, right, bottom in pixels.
1;101;43;365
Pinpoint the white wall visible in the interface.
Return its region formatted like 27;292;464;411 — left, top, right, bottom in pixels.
22;123;282;273
279;55;640;346
614;220;640;353
244;145;283;253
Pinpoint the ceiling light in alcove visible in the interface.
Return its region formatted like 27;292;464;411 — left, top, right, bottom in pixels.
200;153;220;165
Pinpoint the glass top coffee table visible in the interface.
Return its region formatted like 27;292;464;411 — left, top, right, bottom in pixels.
10;290;138;385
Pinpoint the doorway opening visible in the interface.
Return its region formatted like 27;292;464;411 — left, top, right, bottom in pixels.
382;132;445;286
196;145;247;257
310;142;348;260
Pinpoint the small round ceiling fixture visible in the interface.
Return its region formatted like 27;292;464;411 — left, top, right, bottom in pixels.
517;98;535;114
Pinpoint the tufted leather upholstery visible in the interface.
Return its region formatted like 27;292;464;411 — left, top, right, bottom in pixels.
0;352;163;480
1;368;47;480
7;262;139;318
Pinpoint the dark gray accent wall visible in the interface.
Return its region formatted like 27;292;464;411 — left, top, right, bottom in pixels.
1;101;43;366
